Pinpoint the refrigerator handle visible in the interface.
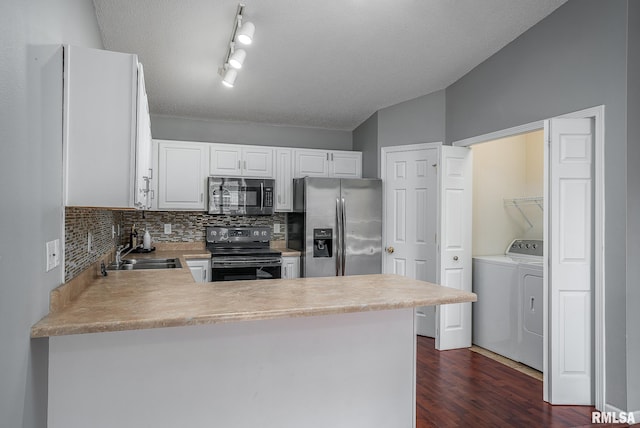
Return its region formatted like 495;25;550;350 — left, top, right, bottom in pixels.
341;197;346;276
336;198;341;276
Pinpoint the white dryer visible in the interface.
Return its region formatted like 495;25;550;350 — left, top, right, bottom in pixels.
517;263;543;371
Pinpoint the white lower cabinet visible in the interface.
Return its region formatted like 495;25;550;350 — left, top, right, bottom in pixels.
282;256;300;279
186;259;211;283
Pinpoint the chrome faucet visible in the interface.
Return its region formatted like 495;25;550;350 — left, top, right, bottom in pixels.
115;244;136;266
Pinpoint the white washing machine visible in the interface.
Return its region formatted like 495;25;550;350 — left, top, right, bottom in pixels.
472;255;520;361
473;239;544;371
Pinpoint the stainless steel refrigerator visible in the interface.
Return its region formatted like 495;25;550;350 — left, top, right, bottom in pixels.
288;177;382;277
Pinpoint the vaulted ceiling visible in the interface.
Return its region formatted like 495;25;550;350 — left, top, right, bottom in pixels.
93;0;567;131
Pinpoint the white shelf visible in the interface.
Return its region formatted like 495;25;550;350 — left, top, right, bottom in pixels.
504;197;543;228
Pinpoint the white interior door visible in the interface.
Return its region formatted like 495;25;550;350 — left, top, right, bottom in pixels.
383;145;438;336
436;146;472;350
547;117;593;404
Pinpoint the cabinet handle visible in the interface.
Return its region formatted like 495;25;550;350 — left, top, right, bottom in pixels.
202;270;206;282
244;160;247;169
238;160;241;169
331;153;334;161
326;153;329;161
200;193;203;202
284;266;287;278
278;194;281;203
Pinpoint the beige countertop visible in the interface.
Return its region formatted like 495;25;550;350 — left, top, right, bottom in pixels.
31;249;476;338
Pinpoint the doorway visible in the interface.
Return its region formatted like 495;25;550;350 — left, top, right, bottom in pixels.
452;106;605;408
469;130;545;374
381;107;605;408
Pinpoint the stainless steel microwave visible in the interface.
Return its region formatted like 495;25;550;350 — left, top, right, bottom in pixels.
208;177;275;215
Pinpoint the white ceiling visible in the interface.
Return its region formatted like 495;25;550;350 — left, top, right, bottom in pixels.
93;0;567;131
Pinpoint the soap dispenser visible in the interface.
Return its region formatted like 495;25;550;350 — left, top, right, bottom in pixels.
143;229;151;250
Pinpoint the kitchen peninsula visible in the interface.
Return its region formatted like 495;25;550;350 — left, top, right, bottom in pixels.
32;258;476;428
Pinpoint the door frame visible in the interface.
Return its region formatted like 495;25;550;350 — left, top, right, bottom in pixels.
452;105;605;410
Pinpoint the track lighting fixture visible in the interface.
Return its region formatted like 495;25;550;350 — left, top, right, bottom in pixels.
236;21;255;45
228;48;246;69
221;67;237;88
219;4;254;88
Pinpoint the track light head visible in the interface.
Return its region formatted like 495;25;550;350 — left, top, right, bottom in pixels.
228;48;246;69
237;21;255;45
222;68;237;88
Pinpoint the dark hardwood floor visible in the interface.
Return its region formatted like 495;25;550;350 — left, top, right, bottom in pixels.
415;336;630;428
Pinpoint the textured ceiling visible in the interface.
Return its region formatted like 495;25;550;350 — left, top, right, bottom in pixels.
93;0;567;131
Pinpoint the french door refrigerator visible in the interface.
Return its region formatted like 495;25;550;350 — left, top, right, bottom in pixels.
288;177;382;277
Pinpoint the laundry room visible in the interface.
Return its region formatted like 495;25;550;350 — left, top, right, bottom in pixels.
470;129;545;372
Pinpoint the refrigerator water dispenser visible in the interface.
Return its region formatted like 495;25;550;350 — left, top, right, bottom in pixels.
313;228;332;258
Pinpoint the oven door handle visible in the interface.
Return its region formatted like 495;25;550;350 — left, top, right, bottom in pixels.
212;259;282;268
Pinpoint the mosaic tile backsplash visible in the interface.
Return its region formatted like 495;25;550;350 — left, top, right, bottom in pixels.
65;208;287;282
65;207;122;282
119;211;287;245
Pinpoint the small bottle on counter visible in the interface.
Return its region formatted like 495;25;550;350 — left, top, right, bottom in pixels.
143;229;151;250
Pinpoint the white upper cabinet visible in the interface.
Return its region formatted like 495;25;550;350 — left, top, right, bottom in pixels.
294;149;361;178
210;144;274;178
134;63;153;210
157;140;208;210
329;151;362;178
63;45;151;208
294;149;329;177
275;148;293;211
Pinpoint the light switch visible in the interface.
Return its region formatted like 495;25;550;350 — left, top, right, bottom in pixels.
273;223;281;233
164;224;172;234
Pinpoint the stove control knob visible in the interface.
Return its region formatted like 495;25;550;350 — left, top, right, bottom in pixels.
518;243;524;248
525;243;530;249
253;231;259;236
532;243;538;249
262;231;267;236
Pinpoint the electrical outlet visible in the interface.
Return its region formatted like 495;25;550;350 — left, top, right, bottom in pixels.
273;223;281;234
46;240;56;272
164;224;172;234
87;232;92;253
112;225;116;239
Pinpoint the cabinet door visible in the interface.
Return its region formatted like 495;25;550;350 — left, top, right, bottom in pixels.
134;63;153;209
242;147;274;178
275;148;293;211
210;144;242;176
64;45;138;208
158;141;208;210
294;149;329;178
329;151;362;178
282;256;300;279
186;259;211;283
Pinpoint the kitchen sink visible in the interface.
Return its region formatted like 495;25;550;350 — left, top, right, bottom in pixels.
107;258;182;271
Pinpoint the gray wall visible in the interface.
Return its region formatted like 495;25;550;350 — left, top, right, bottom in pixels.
352;90;446;177
151;114;352;150
378;89;446;147
626;0;640;413
445;0;629;409
0;1;103;427
352;112;378;178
